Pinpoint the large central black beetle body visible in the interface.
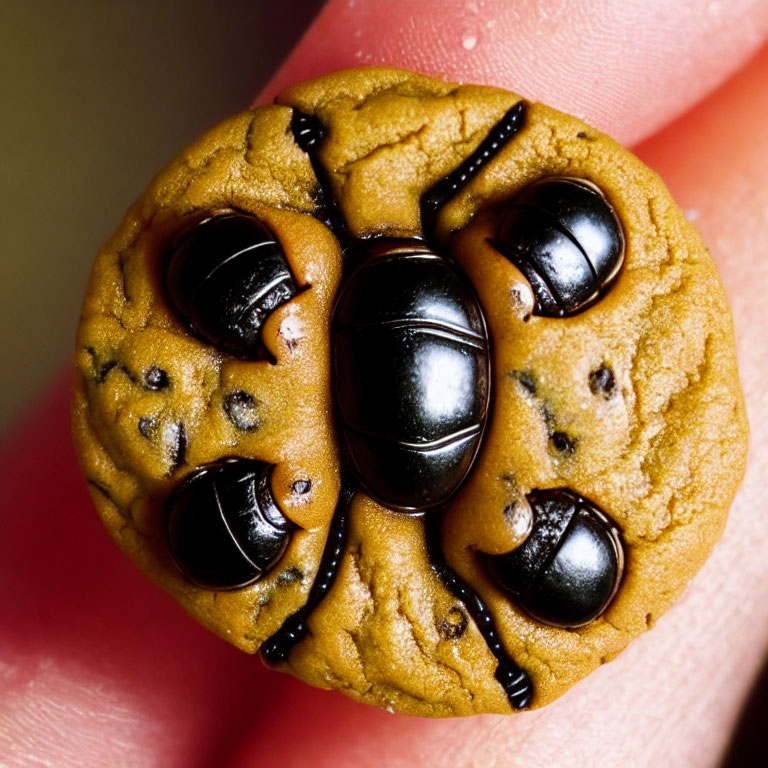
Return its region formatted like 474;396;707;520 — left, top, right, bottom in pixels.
333;243;490;512
163;101;626;710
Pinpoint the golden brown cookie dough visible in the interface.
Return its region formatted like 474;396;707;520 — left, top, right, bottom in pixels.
73;67;748;717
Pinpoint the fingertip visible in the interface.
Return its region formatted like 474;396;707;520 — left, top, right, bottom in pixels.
262;0;768;145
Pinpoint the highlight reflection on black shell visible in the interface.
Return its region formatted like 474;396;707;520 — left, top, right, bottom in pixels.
495;177;624;317
486;488;624;628
165;458;292;590
332;245;490;512
165;213;298;359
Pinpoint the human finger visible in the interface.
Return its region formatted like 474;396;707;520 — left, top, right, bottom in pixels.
264;0;768;145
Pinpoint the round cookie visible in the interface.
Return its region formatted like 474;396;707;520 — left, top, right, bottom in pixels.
72;67;748;717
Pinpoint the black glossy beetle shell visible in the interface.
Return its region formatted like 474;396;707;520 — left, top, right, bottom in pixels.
332;244;490;512
165;213;299;358
156;101;629;712
165;458;292;589
495;177;624;317
486;488;624;628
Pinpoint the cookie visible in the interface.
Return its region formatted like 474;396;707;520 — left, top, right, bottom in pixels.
72;67;748;717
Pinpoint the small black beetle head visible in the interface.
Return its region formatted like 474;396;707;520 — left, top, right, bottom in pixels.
486;488;624;628
165;213;299;359
494;177;624;317
166;458;292;590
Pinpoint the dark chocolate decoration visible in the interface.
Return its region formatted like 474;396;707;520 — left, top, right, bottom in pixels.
144;365;169;391
589;364;616;398
333;247;490;512
166;458;292;590
261;477;354;664
291;110;324;153
425;512;533;709
290;111;351;248
494;177;625;317
165;213;299;359
223;390;260;431
487;488;624;628
550;431;576;456
437;606;469;640
421;101;527;242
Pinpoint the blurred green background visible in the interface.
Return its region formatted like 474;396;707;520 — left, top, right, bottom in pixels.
0;0;324;437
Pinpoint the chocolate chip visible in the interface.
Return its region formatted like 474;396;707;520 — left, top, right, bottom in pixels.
511;370;537;395
437;606;469;640
589;364;615;398
138;416;156;439
510;373;576;454
551;431;576;455
144;366;169;391
291;479;311;495
223;390;260;431
166;422;187;473
281;329;300;352
276;566;304;586
541;403;556;432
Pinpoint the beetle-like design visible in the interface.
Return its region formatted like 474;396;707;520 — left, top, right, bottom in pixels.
163;102;626;710
486;489;624;628
332;242;490;511
166;458;292;589
166;214;300;360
